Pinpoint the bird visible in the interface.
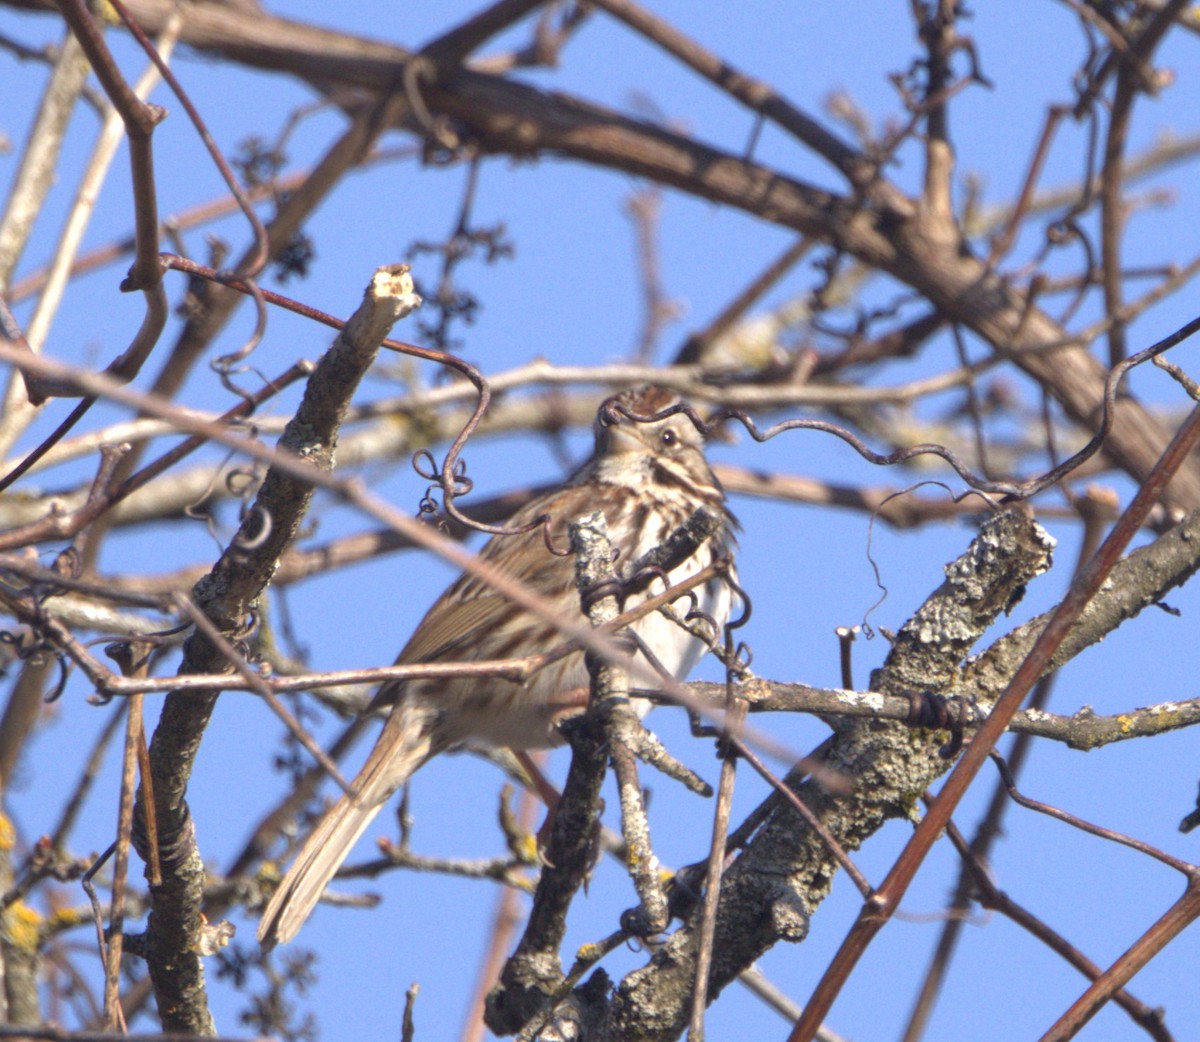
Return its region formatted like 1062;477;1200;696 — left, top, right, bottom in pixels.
258;385;737;948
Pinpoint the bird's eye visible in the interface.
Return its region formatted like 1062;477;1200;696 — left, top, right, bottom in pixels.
659;428;678;448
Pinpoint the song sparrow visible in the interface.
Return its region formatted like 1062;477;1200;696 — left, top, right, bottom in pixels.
258;385;737;948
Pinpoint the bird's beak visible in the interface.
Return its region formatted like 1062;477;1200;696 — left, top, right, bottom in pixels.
604;423;644;455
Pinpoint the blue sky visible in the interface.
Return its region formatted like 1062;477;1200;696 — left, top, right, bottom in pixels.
3;2;1200;1040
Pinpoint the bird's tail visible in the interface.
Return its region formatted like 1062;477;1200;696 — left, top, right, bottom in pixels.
258;700;435;949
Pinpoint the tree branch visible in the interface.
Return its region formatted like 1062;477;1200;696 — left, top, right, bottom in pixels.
131;266;420;1033
601;510;1054;1040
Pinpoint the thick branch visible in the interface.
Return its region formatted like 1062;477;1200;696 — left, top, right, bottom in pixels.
133;267;419;1034
603;510;1054;1041
965;497;1200;703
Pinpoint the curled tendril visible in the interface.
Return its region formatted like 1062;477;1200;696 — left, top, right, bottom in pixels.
682;604;720;647
905;691;969;759
449;460;474;499
43;654;70;703
210;277;267;383
411;449;438;483
601;316;1200;502
579;576;627;614
723;566;753;634
861;481;1005;637
212;363;262;407
541;520;572;557
122;622;192;645
233;505;273;551
224;465;261;501
412;449;472;498
676;590;703;622
709;567;754;681
413;308;1200;573
416;488;440;522
413;434;557;545
627;563;672;595
619;904;665;941
598;397;695;431
0;628;70;702
413;449;485;525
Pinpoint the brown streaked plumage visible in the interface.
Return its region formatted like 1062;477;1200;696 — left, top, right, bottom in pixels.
258;386;737;948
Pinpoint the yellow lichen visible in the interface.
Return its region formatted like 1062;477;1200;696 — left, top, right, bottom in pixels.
6;902;42;953
515;832;540;864
94;2;120;26
574;942;603;963
46;906;90;932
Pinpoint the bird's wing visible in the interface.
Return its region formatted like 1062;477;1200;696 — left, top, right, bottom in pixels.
396;586;515;665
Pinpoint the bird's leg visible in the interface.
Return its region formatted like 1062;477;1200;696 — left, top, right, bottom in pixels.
513;749;563;814
512;694;605;869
